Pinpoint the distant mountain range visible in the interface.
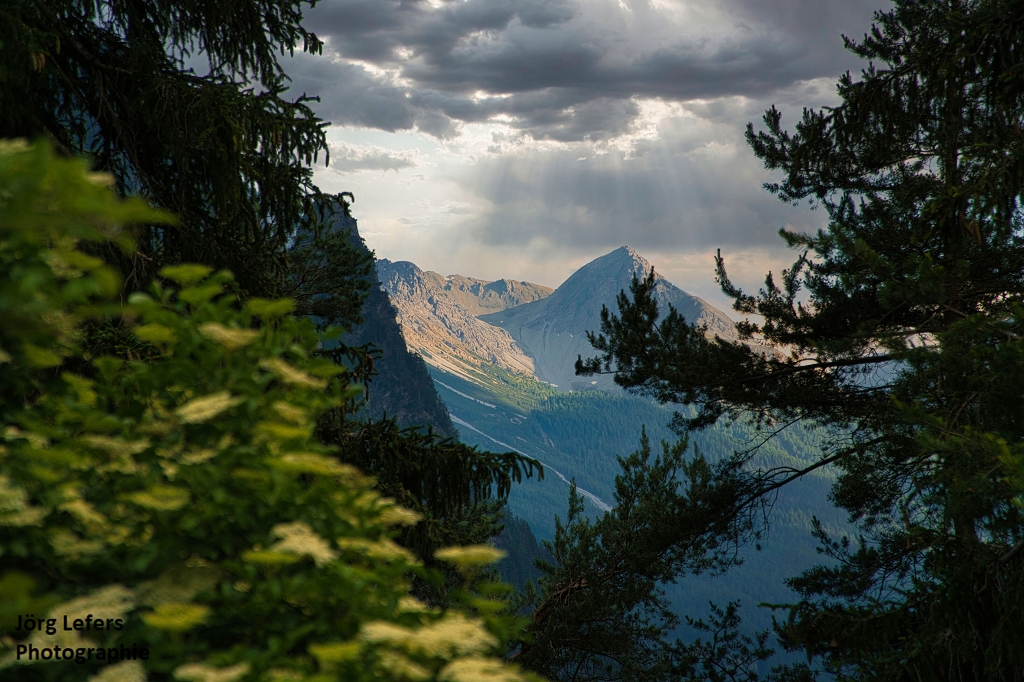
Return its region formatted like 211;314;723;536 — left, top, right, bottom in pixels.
379;245;736;392
378;260;554;316
372;247;843;638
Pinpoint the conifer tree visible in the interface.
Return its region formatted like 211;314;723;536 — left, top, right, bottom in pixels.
511;433;792;682
0;0;336;300
578;0;1024;678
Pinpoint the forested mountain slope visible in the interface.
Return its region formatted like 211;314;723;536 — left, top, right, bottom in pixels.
433;360;845;636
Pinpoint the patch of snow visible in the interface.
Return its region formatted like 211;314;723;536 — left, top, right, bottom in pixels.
433;378;497;408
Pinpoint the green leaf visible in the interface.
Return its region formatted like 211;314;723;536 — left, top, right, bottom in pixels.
159;264;214;286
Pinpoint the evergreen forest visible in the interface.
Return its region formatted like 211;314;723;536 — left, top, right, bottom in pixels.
2;0;1024;681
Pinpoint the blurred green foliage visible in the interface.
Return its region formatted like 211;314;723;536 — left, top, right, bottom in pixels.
0;140;540;682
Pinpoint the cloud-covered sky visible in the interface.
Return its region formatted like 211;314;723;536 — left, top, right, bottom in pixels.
290;0;886;308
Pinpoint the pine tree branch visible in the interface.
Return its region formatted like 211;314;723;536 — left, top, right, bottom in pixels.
744;436;888;505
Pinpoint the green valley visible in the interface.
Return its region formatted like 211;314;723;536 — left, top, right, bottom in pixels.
428;361;847;635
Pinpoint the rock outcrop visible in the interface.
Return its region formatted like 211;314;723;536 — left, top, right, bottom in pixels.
329;222;457;436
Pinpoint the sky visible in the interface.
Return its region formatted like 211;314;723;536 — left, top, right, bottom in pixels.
285;0;887;310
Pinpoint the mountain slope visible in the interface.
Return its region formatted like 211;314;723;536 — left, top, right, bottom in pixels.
478;246;737;391
427;361;844;637
334;225;456;436
377;259;551;381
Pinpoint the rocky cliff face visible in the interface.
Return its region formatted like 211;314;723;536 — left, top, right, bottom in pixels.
478;246;737;392
376;260;552;382
330;223;457;436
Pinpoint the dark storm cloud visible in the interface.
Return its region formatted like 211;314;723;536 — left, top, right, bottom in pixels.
436;68;847;260
307;0;576;65
289;56;465;136
294;58;417;131
295;0;884;139
722;0;884;42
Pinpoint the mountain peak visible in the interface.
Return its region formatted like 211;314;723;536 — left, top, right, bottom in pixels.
595;245;652;273
552;246;655;304
614;244;645;262
377;259;422;277
478;246;737;391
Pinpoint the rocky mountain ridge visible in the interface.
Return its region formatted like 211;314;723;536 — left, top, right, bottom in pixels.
376;259;551;381
378;260;553;316
380;246;738;394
